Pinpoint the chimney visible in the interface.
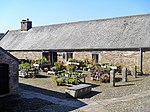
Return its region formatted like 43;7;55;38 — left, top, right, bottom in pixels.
21;18;32;31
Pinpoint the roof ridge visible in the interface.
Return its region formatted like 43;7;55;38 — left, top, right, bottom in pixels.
0;47;19;61
0;30;9;40
32;13;150;29
7;13;150;31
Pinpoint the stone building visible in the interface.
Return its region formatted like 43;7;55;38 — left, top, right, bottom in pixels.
0;47;18;97
0;14;150;73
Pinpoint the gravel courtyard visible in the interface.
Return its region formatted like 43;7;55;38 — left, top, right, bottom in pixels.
1;72;150;112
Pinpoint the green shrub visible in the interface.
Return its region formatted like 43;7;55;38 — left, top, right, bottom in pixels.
76;60;86;69
65;64;76;72
68;58;76;62
55;75;78;85
55;77;66;86
68;77;78;85
136;66;140;72
118;64;125;70
68;58;87;69
19;62;31;70
53;61;65;71
84;58;94;64
103;67;112;72
35;56;48;64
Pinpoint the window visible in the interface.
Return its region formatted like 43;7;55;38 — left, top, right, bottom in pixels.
42;51;49;61
92;54;99;63
63;53;66;60
67;52;73;61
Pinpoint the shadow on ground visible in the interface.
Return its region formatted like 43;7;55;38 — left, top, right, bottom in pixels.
35;74;50;78
84;82;100;88
115;83;135;87
115;77;122;82
128;79;143;82
0;94;53;112
80;91;101;99
18;83;87;112
0;83;87;112
20;83;68;99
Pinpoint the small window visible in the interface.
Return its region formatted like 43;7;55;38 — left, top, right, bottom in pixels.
63;53;66;60
67;52;73;61
42;51;49;61
92;54;99;63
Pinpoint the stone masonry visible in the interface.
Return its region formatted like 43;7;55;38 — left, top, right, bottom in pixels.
9;51;150;73
0;47;19;96
10;52;42;61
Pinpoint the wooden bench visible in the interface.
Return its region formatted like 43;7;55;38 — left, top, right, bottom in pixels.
65;84;92;98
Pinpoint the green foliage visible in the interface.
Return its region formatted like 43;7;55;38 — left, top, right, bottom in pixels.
67;58;87;69
35;56;48;64
76;59;86;69
65;64;76;72
103;67;112;71
55;71;85;85
68;77;78;85
136;66;140;72
53;59;89;86
55;77;66;85
54;61;64;67
102;63;112;66
55;76;70;85
117;63;125;70
129;64;140;72
84;58;94;64
19;62;31;70
68;58;76;62
52;61;65;71
87;64;94;69
55;76;78;85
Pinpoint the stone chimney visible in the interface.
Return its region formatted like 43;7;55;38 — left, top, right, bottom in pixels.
21;18;32;31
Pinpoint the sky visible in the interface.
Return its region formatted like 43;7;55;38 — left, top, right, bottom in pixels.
0;0;150;32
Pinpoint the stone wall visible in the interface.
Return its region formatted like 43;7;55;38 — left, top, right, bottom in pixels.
143;51;150;73
0;49;19;95
99;51;139;67
10;52;42;60
62;51;150;73
73;52;92;61
57;52;92;62
99;51;150;73
9;51;150;73
73;51;140;71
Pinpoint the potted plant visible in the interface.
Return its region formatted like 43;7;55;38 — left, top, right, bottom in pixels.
19;62;31;77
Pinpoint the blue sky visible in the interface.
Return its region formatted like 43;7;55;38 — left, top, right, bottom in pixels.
0;0;150;32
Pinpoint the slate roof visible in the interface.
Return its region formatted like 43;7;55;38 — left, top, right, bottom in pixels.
0;14;150;51
0;47;19;61
0;33;4;40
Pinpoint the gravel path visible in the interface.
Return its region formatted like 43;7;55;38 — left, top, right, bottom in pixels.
73;90;150;112
19;73;150;112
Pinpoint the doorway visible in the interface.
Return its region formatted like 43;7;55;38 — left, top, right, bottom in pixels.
0;63;9;95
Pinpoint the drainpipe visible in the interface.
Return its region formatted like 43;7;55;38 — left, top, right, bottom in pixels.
139;48;143;75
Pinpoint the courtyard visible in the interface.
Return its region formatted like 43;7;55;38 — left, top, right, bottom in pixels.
0;71;150;112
